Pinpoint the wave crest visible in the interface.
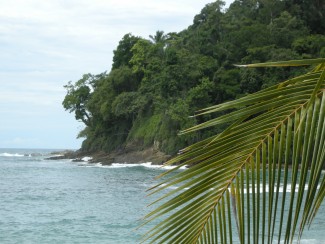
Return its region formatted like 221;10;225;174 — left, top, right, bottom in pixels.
110;162;187;170
0;153;24;157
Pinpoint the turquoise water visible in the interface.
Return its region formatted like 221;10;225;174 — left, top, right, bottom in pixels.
0;148;324;243
0;148;161;244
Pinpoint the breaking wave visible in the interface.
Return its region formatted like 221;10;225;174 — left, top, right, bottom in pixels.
0;153;24;157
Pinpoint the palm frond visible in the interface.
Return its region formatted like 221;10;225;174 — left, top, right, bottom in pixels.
142;59;325;243
234;58;325;67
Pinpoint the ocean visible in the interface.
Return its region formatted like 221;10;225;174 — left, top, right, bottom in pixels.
0;148;324;244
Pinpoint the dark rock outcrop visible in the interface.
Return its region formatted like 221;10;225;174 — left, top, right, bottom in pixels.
45;147;171;166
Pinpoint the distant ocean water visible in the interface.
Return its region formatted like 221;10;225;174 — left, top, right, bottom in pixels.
0;148;324;244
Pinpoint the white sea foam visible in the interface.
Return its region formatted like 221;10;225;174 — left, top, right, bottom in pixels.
81;156;93;162
0;153;24;157
75;161;187;170
109;163;143;168
50;154;64;157
109;162;187;170
78;162;105;168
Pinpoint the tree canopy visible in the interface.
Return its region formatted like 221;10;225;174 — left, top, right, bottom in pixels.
63;0;325;155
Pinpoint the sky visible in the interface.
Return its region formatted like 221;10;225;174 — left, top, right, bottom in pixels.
0;0;233;149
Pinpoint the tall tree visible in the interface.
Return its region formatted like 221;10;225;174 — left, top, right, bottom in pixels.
62;74;97;126
149;30;167;44
112;33;140;69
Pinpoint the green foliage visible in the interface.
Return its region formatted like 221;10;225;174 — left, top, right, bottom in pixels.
112;33;140;69
214;68;241;102
62;73;97;126
112;92;146;119
63;0;325;156
109;66;140;92
128;114;162;147
187;77;215;109
293;35;325;58
268;11;309;48
129;39;153;73
144;58;325;244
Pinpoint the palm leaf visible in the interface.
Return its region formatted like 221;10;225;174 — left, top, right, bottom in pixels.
142;58;325;243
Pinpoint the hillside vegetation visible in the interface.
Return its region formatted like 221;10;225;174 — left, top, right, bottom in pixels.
63;0;325;155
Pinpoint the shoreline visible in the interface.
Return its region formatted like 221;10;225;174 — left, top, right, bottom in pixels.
46;147;172;166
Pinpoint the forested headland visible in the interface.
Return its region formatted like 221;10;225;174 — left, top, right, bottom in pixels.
63;0;325;159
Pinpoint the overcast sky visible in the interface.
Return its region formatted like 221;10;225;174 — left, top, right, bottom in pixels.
0;0;233;149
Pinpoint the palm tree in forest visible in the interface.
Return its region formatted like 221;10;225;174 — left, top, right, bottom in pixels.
149;30;167;44
142;58;325;243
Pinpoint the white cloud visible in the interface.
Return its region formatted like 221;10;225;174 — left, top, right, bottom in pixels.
0;0;233;149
